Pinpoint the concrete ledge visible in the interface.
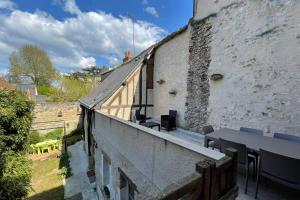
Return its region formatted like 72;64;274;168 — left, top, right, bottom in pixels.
98;111;225;161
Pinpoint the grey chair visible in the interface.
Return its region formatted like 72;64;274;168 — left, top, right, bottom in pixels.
202;125;214;134
255;149;300;199
274;133;300;143
220;138;255;194
202;125;217;149
240;127;263;135
240;127;263;176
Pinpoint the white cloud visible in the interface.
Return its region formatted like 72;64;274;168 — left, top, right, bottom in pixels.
142;0;149;5
107;55;121;66
0;1;165;70
144;6;159;18
0;0;16;10
63;0;81;15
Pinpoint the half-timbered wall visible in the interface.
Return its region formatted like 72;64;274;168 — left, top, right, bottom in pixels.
99;62;154;121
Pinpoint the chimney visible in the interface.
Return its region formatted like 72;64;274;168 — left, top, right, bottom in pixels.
123;51;132;62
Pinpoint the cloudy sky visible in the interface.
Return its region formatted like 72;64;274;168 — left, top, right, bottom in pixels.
0;0;192;73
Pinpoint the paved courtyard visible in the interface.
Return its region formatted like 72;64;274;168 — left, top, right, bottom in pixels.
65;141;99;200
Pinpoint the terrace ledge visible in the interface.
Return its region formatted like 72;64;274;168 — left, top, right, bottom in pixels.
97;111;225;161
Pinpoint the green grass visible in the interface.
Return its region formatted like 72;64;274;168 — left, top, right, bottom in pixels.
28;156;64;200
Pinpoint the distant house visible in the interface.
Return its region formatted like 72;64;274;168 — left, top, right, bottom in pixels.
16;76;38;101
78;0;300;199
0;77;16;90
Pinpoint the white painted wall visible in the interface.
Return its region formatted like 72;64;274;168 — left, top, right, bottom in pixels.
152;28;190;127
203;1;300;134
92;111;224;199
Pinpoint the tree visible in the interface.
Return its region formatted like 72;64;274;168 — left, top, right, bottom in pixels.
0;90;34;152
9;44;57;86
0;90;34;199
82;66;104;76
46;76;94;102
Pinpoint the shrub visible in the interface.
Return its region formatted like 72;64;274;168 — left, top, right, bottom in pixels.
41;128;63;141
0;90;34;152
64;128;83;146
0;90;34;199
58;153;72;178
0;151;32;200
28;130;41;144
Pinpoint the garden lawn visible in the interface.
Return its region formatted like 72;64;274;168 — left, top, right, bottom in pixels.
28;154;64;200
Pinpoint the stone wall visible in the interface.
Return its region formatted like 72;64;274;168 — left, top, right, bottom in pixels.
185;18;213;132
32;102;82;134
190;0;300;135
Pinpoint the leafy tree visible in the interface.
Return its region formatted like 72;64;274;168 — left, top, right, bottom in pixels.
0;90;34;152
9;44;57;86
47;76;93;102
0;90;34;199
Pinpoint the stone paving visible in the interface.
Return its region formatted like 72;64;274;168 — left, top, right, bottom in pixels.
64;141;99;200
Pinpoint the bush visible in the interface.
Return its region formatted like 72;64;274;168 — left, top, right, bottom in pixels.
28;128;63;146
58;153;72;178
0;90;34;152
28;130;41;144
64;128;83;146
41;128;63;141
0;90;34;199
37;85;58;96
0;151;32;200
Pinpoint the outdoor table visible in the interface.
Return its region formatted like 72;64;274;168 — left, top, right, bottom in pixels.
34;139;59;154
204;128;300;159
140;121;161;131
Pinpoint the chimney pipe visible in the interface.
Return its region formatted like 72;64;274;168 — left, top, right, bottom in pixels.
123;51;132;62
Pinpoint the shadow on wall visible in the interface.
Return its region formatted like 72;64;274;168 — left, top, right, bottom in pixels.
28;186;64;200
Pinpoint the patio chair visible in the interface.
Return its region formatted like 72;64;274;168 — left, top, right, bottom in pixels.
240;127;263;174
135;109;151;124
255;149;300;199
161;110;177;131
240;127;263;135
30;144;38;155
202;125;218;149
220;138;255;194
274;133;300;144
41;145;51;154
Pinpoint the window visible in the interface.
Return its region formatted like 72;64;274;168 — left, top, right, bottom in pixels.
119;169;136;200
102;154;111;187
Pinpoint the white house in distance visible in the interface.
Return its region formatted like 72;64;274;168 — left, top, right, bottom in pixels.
79;0;300;199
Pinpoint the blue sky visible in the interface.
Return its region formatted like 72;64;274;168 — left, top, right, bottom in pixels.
0;0;192;73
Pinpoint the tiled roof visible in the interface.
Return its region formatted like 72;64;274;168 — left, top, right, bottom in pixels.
79;25;188;109
79;46;154;109
0;78;16;90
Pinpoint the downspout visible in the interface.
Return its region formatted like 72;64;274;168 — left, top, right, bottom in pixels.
138;66;143;113
80;105;85;141
87;109;92;156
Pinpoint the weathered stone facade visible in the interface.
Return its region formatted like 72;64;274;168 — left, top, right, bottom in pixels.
32;102;82;134
185;0;300;135
185;18;213;132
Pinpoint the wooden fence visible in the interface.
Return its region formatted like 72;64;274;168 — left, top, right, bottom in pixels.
155;148;238;200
